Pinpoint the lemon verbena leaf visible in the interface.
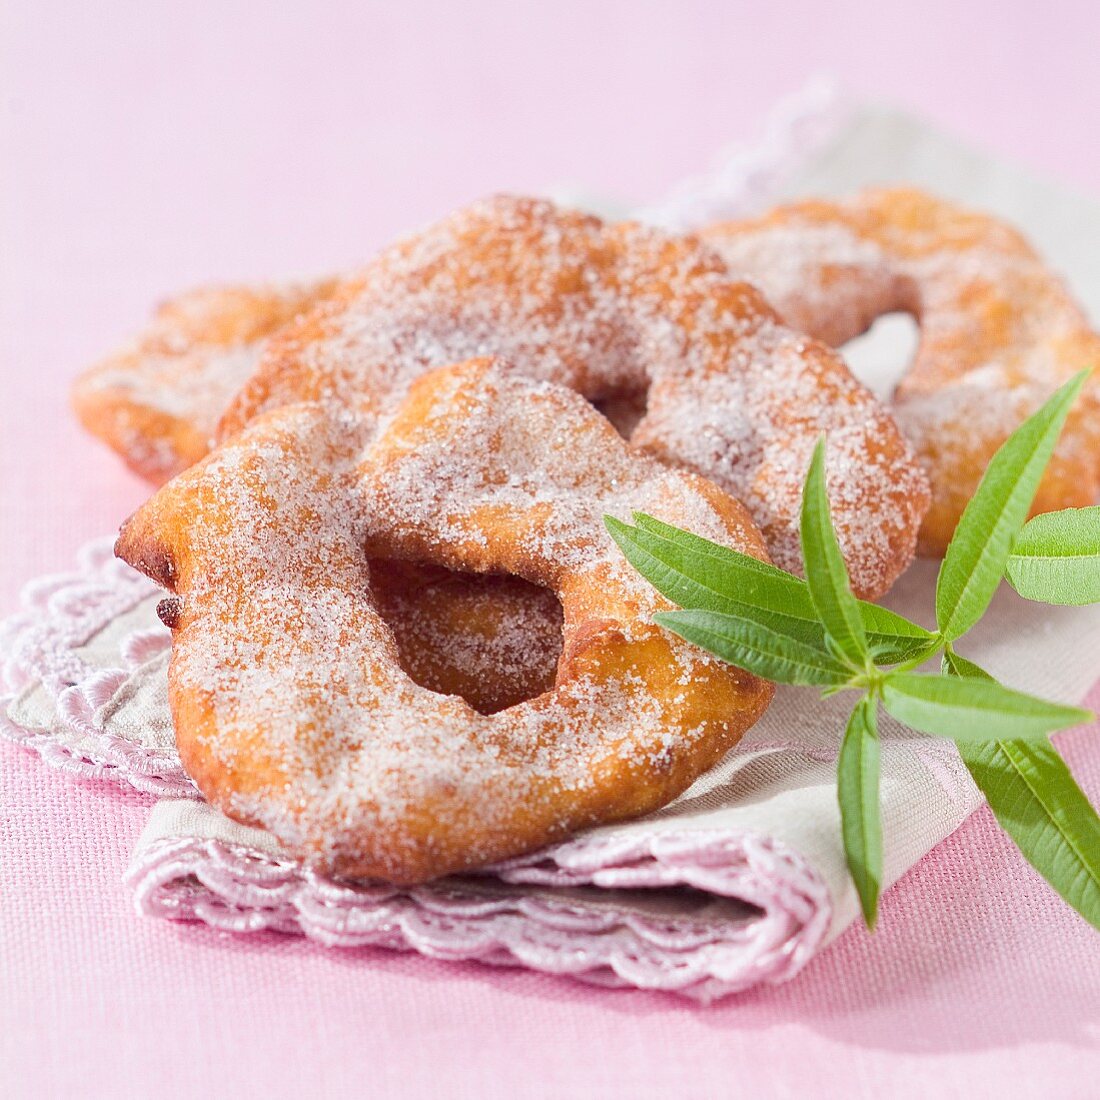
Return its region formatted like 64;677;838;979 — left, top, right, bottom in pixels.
800;437;868;668
608;514;936;663
935;371;1090;641
1005;506;1100;606
653;608;852;687
882;671;1091;741
837;695;883;929
943;652;1100;930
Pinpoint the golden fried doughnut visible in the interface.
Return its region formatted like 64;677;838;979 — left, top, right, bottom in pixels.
71;281;340;483
71;279;560;712
71;277;653;491
219;195;929;599
115;359;774;883
703;187;1100;553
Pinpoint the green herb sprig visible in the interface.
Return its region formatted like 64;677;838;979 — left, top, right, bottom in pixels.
607;370;1100;931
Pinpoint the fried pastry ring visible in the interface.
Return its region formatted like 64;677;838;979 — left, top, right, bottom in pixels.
72;280;339;483
116;359;774;883
703;187;1100;553
219;195;929;599
71;278;562;713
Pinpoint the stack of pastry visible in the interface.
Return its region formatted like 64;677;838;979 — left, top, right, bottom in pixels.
71;190;1100;883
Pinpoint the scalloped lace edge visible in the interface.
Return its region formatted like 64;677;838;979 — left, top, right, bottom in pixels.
0;537;195;797
127;828;832;1002
637;76;849;229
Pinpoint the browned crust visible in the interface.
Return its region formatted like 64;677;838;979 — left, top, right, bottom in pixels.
704;187;1100;554
115;360;775;883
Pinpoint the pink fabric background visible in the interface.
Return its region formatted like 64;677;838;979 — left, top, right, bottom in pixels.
3;3;1099;1095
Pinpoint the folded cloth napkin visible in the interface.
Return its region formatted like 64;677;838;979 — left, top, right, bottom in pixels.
4;90;1100;1001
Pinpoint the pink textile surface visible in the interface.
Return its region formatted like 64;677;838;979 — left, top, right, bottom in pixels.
3;3;1100;1096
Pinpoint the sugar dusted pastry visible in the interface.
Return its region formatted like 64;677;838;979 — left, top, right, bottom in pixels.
72;280;340;483
220;196;930;599
704;188;1100;552
116;359;775;883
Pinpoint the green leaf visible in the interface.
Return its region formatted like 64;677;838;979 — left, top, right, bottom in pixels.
605;515;812;621
632;513;799;586
606;516;834;648
612;514;935;663
941;648;993;681
860;608;939;667
654;608;853;687
800;437;868;668
1005;506;1100;606
837;695;883;928
943;653;1100;930
935;371;1090;641
958;739;1100;931
882;671;1092;741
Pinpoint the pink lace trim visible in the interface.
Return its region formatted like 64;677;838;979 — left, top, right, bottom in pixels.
128;828;831;1002
638;77;850;229
0;538;195;797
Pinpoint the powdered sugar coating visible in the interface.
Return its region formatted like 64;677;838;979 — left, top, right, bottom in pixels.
221;195;929;598
72;281;340;483
115;360;775;883
704;187;1100;552
73;278;567;707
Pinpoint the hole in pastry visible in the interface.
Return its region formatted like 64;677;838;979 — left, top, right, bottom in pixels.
838;311;920;401
592;387;649;439
368;559;564;717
